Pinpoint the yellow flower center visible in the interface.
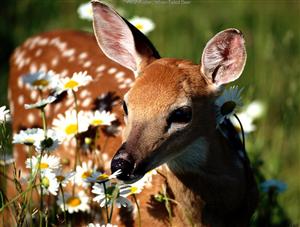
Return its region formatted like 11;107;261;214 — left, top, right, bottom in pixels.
66;197;81;207
130;186;138;194
64;80;79;89
39;162;49;169
91;119;104;126
25;138;35;144
32;79;49;87
81;171;92;179
97;174;109;181
65;124;78;135
135;23;144;31
56;175;65;182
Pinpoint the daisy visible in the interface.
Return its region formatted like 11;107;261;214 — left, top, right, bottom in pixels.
77;2;93;21
88;224;118;227
52;109;90;139
13;128;44;146
119;179;145;197
24;96;56;110
129;16;155;35
34;129;62;152
74;161;95;188
57;190;90;214
53;168;75;187
260;179;287;194
55;71;92;95
230;112;256;133
87;110;116;127
22;70;60;90
0;106;11;123
245;101;265;119
92;182;131;208
41;170;59;196
86;169;121;183
25;154;61;173
215;86;243;125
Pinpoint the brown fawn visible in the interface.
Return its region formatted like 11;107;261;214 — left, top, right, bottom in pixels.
8;1;258;226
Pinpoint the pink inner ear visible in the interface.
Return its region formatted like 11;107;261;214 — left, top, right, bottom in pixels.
201;29;246;86
92;2;138;71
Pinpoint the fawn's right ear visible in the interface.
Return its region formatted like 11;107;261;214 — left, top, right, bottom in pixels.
92;1;160;76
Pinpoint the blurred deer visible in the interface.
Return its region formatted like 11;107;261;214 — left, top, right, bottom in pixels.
9;1;258;226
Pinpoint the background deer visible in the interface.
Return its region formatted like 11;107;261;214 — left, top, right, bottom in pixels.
8;1;258;226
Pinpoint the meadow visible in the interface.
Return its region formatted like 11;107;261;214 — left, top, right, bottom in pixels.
0;0;299;226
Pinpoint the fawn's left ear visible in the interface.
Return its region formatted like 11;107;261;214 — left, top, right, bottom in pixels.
201;28;247;86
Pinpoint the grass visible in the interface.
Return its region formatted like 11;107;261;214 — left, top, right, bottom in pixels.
1;0;299;224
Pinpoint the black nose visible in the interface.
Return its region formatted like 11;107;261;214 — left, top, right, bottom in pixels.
111;144;135;182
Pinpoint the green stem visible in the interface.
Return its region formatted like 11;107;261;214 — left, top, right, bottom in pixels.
40;108;47;138
59;183;67;224
102;183;109;223
108;201;114;223
132;194;141;227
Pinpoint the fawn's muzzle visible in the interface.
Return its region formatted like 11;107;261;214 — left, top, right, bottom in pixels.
111;143;136;182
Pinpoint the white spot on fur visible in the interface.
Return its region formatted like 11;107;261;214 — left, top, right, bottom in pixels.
96;65;106;72
51;57;59;66
65;98;73;107
35;49;43;57
83;61;92;68
115;71;125;79
60;69;68;77
53;103;62;113
39;63;47;72
63;48;75;57
81;98;92;107
27;113;35;124
108;67;117;74
18;95;24;105
29;63;37;73
79;90;89;99
102;153;108;161
10;101;14;115
17;78;24;89
79;52;88;59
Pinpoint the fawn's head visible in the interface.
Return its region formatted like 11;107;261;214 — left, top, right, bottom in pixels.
92;1;247;182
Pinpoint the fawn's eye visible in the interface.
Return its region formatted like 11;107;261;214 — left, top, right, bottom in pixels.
122;101;128;116
167;106;192;126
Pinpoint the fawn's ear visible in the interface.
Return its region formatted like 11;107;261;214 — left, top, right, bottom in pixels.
92;1;160;76
201;29;246;86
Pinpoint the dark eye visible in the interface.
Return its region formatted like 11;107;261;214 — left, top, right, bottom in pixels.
167;106;192;126
122;101;128;116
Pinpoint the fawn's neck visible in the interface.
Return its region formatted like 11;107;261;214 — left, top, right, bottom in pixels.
165;129;246;226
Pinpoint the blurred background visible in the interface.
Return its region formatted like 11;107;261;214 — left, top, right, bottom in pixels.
1;0;299;225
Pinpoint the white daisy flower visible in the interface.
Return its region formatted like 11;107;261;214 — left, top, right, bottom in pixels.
25;154;61;173
86;169;121;183
57;190;90;214
0;106;11;123
34;128;62;152
22;70;60;90
87;110;116;127
24;96;56;110
92;182;131;208
230;112;256;133
260;179;287;194
88;223;118;227
52;110;90;139
129;16;155;35
245;101;265;119
215;86;243;125
41;170;59;196
55;71;92;95
78;2;93;21
119;179;145;197
13;128;44;146
74;161;95;188
53;168;75;187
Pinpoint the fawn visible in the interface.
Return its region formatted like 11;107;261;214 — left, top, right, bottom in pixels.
8;1;258;226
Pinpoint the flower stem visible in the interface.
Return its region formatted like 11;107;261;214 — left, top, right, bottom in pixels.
133;194;141;227
102;182;109;223
59;183;67;224
40;108;47;138
233;113;245;150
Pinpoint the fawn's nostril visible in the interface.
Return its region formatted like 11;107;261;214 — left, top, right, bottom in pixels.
111;157;134;181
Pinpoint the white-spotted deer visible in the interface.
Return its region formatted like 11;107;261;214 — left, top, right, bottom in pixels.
9;1;258;226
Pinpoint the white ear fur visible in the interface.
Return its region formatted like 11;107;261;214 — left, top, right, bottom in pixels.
201;28;247;86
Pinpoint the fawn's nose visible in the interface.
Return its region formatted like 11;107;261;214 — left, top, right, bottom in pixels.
111;143;135;182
